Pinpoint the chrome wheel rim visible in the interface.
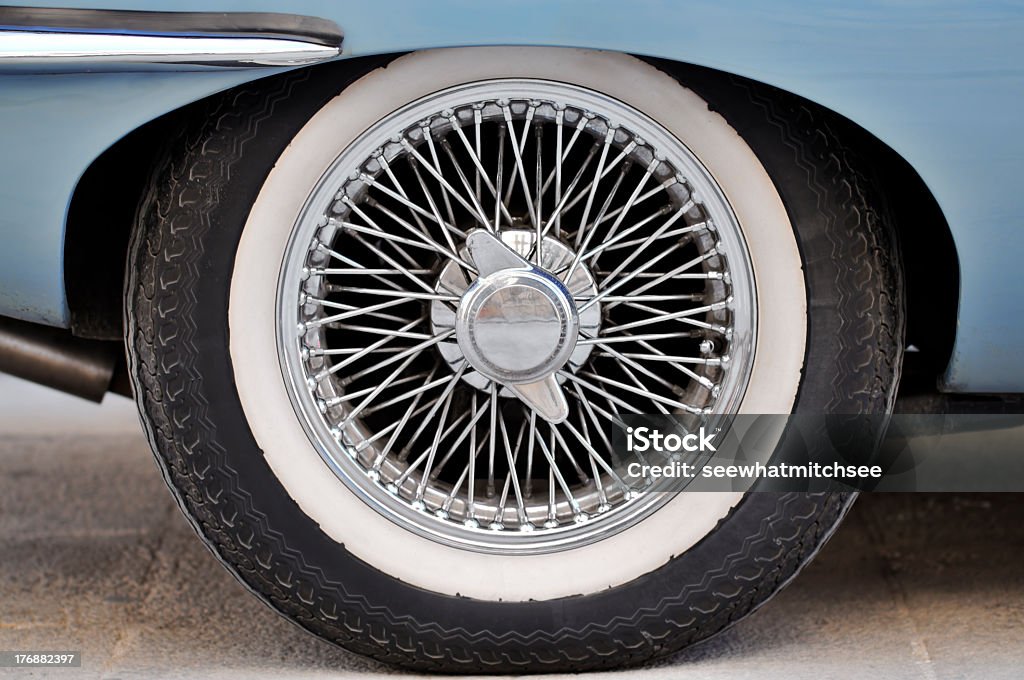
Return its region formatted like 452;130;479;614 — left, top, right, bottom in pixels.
277;79;756;554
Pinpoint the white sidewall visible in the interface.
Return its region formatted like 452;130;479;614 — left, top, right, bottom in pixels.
228;48;806;601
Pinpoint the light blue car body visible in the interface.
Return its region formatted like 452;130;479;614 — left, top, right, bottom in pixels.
0;0;1021;392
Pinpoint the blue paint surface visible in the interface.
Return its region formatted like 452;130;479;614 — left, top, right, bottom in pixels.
0;0;1021;391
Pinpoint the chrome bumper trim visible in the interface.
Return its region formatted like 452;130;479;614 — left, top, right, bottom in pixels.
0;30;340;69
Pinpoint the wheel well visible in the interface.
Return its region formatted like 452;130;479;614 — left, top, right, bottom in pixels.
64;54;960;388
853;119;959;391
64;102;193;341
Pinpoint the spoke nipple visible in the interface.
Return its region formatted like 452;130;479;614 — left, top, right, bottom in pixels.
434;508;449;520
411;499;426;511
300;267;311;280
519;522;536;533
316;398;328;414
463;518;480;529
297;322;308;336
543;518;560;529
711;385;722;398
573;512;589;524
306;377;318;391
300;346;311;361
366;469;380;482
488;521;505;531
721;354;731;365
597;503;612;514
386;483;400;495
329;426;342;440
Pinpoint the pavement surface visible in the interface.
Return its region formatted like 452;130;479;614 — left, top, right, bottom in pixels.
1;374;1023;678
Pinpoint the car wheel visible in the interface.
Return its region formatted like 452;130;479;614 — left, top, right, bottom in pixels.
126;48;904;672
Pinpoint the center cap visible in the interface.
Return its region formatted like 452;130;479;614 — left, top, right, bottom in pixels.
456;268;579;384
432;228;600;423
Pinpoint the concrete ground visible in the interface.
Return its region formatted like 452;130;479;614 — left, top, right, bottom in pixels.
1;374;1023;678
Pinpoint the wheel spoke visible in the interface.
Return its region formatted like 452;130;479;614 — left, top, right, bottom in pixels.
501;103;539;230
530;422;581;516
601;301;728;335
370;362;441;469
402;135;492;232
565;160;631;278
595;342;675;414
495;406;528;527
578;370;702;414
573;127;616;250
580;203;692;266
340;328;454;385
372;154;436;243
446;112;516;229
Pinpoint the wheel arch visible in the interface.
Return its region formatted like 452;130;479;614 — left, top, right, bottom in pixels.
64;51;958;387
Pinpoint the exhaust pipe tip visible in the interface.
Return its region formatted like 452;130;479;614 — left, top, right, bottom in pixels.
0;315;124;402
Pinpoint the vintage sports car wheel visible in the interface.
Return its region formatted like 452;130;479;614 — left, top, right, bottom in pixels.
126;48;904;672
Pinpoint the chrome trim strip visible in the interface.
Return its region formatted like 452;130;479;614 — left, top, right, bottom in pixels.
0;7;342;47
0;30;340;68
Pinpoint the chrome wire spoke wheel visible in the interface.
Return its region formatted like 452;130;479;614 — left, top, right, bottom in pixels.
279;79;756;553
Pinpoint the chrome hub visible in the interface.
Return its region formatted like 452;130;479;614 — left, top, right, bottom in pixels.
456;266;577;385
431;229;601;418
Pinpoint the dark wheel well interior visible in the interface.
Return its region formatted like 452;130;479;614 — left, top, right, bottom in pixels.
65;102;194;341
64;55;960;390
